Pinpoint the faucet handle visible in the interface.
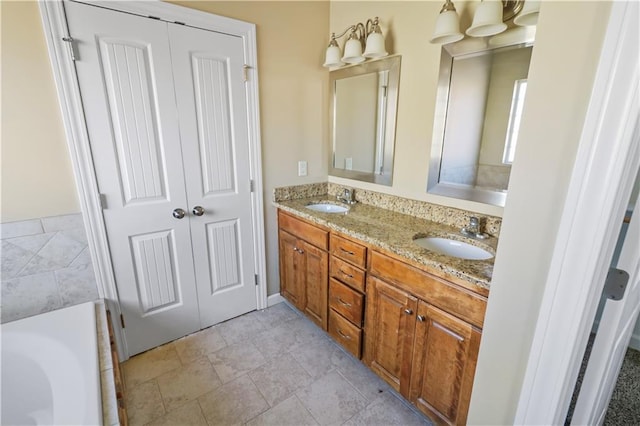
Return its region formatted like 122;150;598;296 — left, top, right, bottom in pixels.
469;216;479;227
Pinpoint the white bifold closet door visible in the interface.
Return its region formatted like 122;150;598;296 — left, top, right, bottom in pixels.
65;1;257;356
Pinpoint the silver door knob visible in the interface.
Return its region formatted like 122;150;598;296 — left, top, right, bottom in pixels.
192;206;205;216
172;208;186;219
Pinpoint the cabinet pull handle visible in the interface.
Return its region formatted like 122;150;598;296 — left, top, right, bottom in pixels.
340;247;355;256
337;329;351;340
339;269;354;278
417;315;426;322
404;309;413;315
293;247;304;254
337;297;352;307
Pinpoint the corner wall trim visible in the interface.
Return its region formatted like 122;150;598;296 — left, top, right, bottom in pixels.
267;294;285;307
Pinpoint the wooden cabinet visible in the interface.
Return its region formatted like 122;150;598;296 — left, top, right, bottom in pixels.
276;209;487;426
278;211;328;330
410;302;481;426
328;233;367;358
364;276;417;396
366;250;486;426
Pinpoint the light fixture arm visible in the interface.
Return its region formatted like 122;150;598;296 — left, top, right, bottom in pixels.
328;17;382;48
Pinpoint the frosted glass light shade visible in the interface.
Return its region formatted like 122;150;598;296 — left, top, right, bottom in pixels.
514;0;540;26
430;10;464;44
363;32;388;58
323;44;344;68
342;38;365;63
466;0;507;37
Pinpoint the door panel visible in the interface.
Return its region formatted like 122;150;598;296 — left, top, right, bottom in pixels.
303;241;329;330
66;1;200;355
168;24;257;326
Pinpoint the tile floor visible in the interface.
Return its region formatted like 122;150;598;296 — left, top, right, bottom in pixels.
122;302;432;426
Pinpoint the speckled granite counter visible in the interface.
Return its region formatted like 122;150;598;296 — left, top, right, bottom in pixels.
274;196;496;291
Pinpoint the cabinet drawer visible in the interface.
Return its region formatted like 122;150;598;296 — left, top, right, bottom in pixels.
279;211;328;250
330;257;366;292
369;251;487;329
329;309;362;359
329;278;364;327
331;234;367;268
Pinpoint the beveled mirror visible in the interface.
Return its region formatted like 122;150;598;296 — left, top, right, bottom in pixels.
427;27;535;206
329;55;401;186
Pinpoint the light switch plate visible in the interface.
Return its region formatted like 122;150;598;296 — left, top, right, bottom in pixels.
298;160;307;176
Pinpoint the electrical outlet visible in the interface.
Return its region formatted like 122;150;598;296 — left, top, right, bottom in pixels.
345;157;353;170
298;160;307;176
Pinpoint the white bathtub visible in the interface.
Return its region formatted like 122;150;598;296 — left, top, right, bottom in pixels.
1;302;102;425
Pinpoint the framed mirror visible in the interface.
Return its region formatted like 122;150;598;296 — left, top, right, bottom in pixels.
329;55;401;186
427;28;535;206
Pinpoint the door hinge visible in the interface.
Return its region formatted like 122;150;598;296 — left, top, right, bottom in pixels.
250;179;255;193
243;65;250;82
62;36;77;61
254;274;259;286
99;193;108;209
120;313;126;328
604;267;630;301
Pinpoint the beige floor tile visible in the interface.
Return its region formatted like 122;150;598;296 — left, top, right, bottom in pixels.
145;400;208;426
331;349;391;402
207;340;267;383
253;321;299;359
246;395;319;426
286;315;329;351
172;326;227;364
296;370;368;426
343;393;431;426
122;344;181;389
198;375;269;425
156;357;222;412
290;337;340;378
217;311;267;345
252;302;299;328
249;352;314;407
126;380;165;426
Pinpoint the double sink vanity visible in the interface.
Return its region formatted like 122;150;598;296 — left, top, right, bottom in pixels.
274;183;499;425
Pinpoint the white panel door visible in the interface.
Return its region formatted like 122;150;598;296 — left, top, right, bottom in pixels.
66;2;258;355
66;2;201;355
169;24;257;326
571;170;640;424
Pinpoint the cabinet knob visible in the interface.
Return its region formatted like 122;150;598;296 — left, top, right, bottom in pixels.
404;309;413;315
417;315;426;322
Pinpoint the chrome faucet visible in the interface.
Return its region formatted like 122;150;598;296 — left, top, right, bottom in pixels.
337;187;356;205
461;216;488;239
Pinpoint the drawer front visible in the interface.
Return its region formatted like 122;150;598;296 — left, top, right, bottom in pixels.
278;210;328;250
329;309;362;359
331;234;367;268
369;251;487;329
330;256;366;293
329;278;364;327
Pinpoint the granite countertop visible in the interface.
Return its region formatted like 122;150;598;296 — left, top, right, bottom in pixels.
274;197;496;291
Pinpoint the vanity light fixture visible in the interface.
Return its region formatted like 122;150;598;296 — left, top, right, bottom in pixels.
323;17;388;68
430;0;540;44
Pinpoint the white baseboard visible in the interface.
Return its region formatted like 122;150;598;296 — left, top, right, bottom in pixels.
267;293;284;307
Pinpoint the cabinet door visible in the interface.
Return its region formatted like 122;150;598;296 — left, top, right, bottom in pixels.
409;301;481;426
364;276;417;396
278;230;305;311
302;241;329;330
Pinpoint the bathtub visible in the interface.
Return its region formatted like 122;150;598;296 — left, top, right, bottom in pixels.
1;302;102;425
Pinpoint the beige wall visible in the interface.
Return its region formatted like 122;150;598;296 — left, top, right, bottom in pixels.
1;1;80;222
469;2;612;423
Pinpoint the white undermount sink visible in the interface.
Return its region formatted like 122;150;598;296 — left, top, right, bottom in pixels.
414;237;494;260
305;203;349;214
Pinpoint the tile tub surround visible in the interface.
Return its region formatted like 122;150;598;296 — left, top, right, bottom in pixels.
0;213;99;323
